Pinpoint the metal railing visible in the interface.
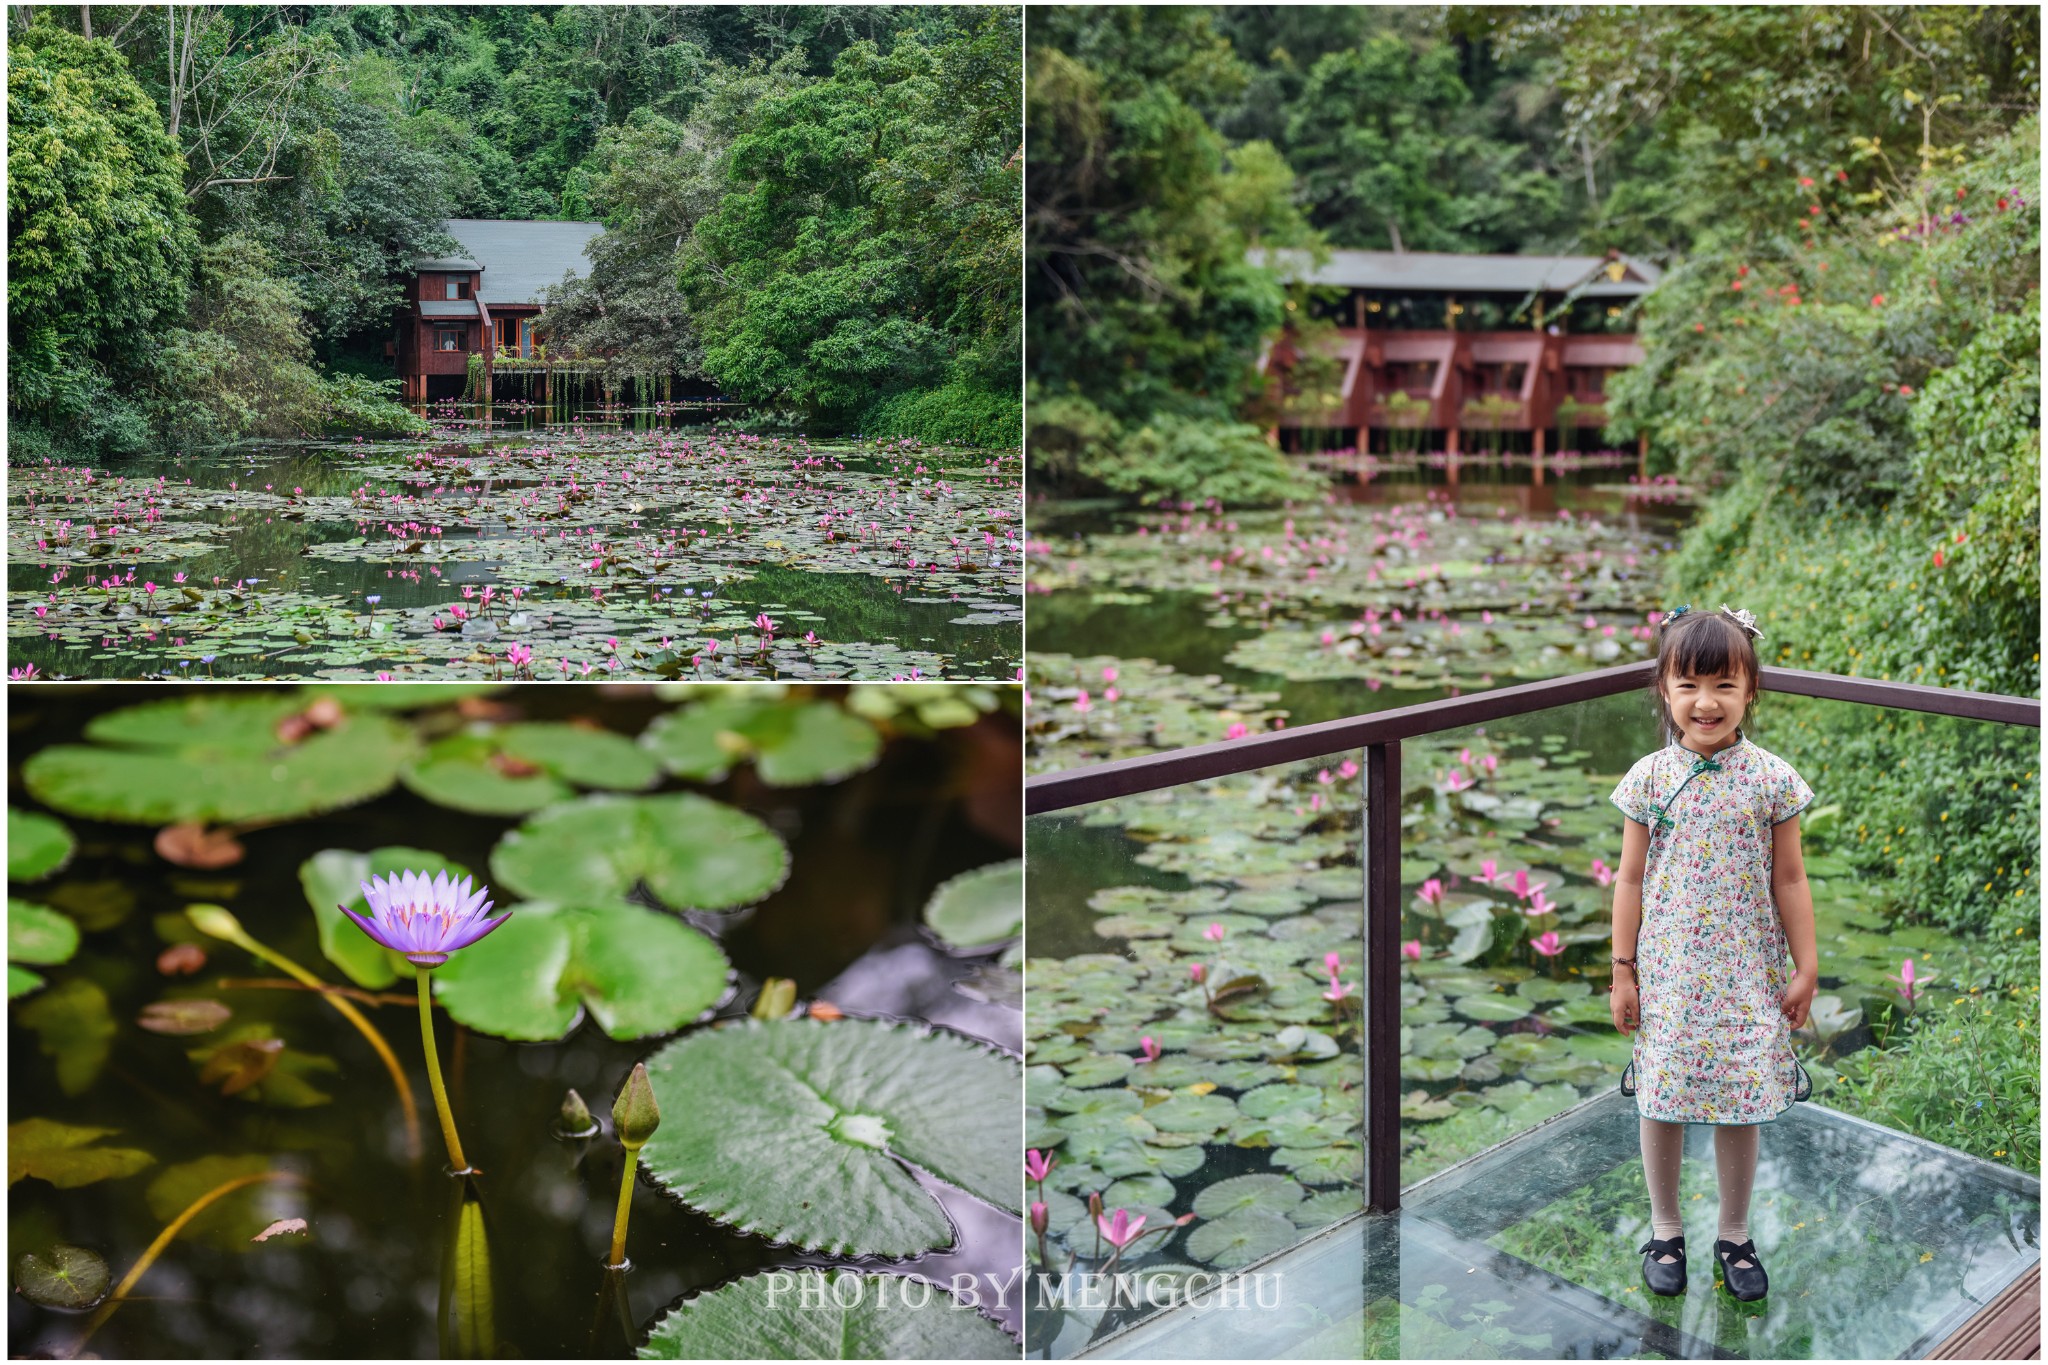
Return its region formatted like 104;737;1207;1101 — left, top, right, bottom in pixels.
1026;660;2041;1212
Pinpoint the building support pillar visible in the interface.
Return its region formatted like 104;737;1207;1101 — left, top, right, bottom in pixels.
1533;427;1546;487
1638;432;1649;482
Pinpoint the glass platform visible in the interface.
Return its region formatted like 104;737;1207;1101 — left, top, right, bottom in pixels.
1063;1092;2040;1359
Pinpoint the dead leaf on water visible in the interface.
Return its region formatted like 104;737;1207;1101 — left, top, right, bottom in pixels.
252;1218;309;1243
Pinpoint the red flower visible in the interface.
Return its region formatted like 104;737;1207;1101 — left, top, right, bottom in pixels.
1799;176;1815;188
1933;548;1945;568
1837;170;1850;182
1732;280;1745;291
1955;531;1968;545
1694;323;1707;333
1871;294;1886;307
1737;265;1749;276
1956;187;1968;200
1998;197;2010;210
1900;384;1914;396
1809;204;1821;215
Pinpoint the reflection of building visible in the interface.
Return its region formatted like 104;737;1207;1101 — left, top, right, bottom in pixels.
392;219;603;401
1258;249;1660;458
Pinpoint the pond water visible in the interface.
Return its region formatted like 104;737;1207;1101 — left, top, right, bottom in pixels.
8;406;1022;682
1021;480;1998;1355
8;684;1024;1359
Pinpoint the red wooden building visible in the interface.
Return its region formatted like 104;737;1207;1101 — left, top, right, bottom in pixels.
392;219;604;401
1258;249;1661;457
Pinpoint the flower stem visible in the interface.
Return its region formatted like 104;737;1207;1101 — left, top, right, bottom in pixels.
417;966;470;1172
607;1143;641;1268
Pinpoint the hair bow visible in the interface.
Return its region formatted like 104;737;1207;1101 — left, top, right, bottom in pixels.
1718;604;1766;640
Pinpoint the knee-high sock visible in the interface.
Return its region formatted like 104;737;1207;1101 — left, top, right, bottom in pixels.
1714;1123;1760;1263
1639;1117;1685;1253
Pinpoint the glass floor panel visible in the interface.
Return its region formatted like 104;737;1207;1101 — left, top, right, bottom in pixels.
1070;1092;2039;1359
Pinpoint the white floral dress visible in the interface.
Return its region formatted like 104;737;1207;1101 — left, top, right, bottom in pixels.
1608;730;1815;1125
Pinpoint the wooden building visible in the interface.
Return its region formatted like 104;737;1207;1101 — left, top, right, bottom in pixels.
392;219;604;401
1258;249;1661;457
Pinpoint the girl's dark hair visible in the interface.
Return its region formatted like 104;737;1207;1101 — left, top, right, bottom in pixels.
1650;608;1764;737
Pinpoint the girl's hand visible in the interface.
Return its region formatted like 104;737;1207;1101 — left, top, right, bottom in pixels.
1610;980;1640;1035
1781;969;1818;1030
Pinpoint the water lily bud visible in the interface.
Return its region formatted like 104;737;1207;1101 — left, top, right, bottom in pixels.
1086;1191;1103;1221
752;977;797;1021
612;1063;660;1149
1030;1202;1048;1235
186;904;246;942
557;1088;597;1138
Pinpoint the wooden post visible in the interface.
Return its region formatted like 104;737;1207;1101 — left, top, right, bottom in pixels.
1533;426;1546;487
1363;741;1402;1213
1446;423;1460;486
1638;432;1649;481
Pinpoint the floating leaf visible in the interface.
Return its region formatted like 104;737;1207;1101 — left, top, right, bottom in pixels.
640;1269;1015;1360
251;1218;309;1243
8;810;74;882
642;697;882;786
1191;1174;1306;1220
299;847;474;990
8;900;80;994
401;723;661;815
8;1119;153;1188
1453;993;1534;1023
139;998;232;1035
490;794;789;911
18;977;115;1094
923;860;1022;952
146;1155;283;1251
14;1245;109;1310
1144;1094;1238;1135
1185;1210;1300;1268
21;694;414;825
187;1026;337;1107
432;900;730;1042
640;1019;1020;1257
153;823;246;869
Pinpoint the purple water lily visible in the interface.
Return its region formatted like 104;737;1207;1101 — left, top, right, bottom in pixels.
342;870;508;968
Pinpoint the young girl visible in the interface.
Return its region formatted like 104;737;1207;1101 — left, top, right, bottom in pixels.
1607;603;1818;1302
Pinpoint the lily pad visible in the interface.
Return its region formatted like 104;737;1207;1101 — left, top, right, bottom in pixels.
402;722;662;815
490;793;789;911
14;1244;109;1310
145;1154;286;1251
299;847;475;990
643;696;884;786
640;1018;1020;1257
922;860;1022;951
640;1269;1015;1360
432;900;730;1042
188;1025;338;1107
1453;993;1534;1023
1191;1174;1306;1220
8;900;80;998
20;693;414;825
18;977;115;1095
8;1119;153;1188
8;810;74;882
1185;1210;1300;1268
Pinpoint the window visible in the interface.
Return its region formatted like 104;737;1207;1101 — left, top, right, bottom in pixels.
519;319;534;358
436;326;464;353
498;317;517;352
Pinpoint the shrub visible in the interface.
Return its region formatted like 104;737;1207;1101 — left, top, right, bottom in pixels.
863;379;1020;448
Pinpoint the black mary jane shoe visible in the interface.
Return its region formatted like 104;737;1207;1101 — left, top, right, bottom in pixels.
1715;1238;1769;1302
1638;1234;1687;1296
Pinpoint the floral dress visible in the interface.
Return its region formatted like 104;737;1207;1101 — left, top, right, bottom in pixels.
1608;730;1815;1125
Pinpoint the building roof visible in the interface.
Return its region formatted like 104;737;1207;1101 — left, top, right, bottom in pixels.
415;254;482;273
416;219;605;305
419;299;481;319
1258;248;1661;297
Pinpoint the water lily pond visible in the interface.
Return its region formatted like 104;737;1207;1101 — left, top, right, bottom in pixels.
8;683;1023;1359
9;408;1022;682
1022;483;2011;1355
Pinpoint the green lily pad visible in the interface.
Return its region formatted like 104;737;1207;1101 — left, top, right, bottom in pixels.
642;696;883;786
1191;1174;1306;1220
1060;1054;1135;1089
8;1119;153;1188
1453;993;1534;1023
1103;1173;1177;1208
17;977;114;1095
401;731;575;815
433;900;730;1042
640;1269;1015;1360
299;847;475;990
1096;1139;1205;1180
20;693;414;825
1185;1210;1300;1268
923;860;1022;951
641;1018;1020;1257
1272;1144;1364;1185
187;1025;339;1107
8;810;74;882
14;1244;109;1310
8;900;80;997
491;793;789;911
145;1154;283;1251
1238;1084;1326;1119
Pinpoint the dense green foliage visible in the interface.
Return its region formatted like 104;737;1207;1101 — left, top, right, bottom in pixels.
7;6;1018;456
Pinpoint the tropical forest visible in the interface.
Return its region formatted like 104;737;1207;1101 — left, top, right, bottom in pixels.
1025;7;2040;1356
9;5;1022;681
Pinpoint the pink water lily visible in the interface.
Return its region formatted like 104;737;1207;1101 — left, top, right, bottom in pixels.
1097;1208;1147;1249
342;870;508;968
1401;940;1423;962
1530;930;1565;957
1188;962;1207;983
1443;769;1471;792
1474;859;1502;886
1324;951;1342;975
1886;957;1934;1002
1322;971;1356;1004
1590;858;1614;888
1225;722;1249;740
1139;1036;1161;1064
1523;889;1558;918
1511;868;1549;901
1203;923;1226;943
1416;878;1445;907
1025;1149;1054;1183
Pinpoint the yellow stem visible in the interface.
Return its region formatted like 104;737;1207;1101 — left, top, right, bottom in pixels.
229;930;421;1162
607;1144;641;1268
73;1172;303;1354
418;966;470;1172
